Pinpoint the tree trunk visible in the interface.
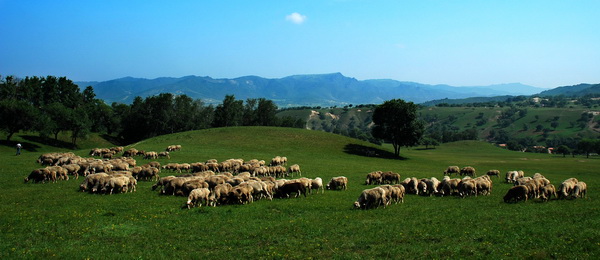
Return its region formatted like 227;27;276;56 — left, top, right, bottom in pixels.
393;143;401;157
6;132;14;141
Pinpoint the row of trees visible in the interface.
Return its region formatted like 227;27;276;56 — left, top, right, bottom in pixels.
0;75;304;146
0;75;102;145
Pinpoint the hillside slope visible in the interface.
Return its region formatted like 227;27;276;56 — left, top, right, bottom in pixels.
1;127;598;258
539;83;600;96
278;105;600;146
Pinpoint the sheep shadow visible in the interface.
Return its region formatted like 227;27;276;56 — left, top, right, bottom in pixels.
343;144;406;160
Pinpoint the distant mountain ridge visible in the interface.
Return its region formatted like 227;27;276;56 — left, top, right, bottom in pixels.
538;83;600;97
76;73;545;106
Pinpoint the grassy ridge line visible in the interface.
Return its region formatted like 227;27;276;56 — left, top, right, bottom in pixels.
279;106;600;142
0;127;598;258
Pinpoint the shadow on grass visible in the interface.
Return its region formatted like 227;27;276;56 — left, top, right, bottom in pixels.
100;134;126;146
343;144;406;160
414;147;437;151
0;139;42;152
20;135;77;150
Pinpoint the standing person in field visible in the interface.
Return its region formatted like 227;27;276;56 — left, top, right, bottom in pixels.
16;143;22;155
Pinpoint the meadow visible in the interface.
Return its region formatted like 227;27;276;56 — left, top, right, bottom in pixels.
0;127;598;259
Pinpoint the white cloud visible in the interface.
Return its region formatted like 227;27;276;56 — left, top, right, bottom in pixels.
286;12;307;24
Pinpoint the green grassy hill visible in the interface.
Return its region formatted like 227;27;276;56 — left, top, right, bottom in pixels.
1;127;598;258
420;106;600;141
0;132;118;154
279;105;600;145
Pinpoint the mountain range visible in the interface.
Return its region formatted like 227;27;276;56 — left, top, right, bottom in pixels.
76;73;547;107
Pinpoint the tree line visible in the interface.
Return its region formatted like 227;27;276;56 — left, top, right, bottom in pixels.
0;75;304;146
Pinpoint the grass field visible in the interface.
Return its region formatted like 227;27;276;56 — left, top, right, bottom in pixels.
0;127;598;259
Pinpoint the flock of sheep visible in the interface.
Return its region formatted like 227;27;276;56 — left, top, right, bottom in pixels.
23;146;350;209
503;171;587;203
23;146;589;210
353;166;589;209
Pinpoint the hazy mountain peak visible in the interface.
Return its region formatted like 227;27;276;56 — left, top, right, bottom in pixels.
75;73;581;107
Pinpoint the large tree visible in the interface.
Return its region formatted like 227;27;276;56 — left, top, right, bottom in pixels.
256;98;278;126
577;139;598;158
0;99;38;141
213;95;243;127
372;99;424;157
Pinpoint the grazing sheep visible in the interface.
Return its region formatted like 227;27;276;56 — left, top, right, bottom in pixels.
402;177;419;195
311;177;324;194
438;177;461;197
229;183;254;204
532;173;546;179
211;183;233;206
205;175;227;190
45;166;68;181
123;148;139;157
417;179;428;195
245;180;270;201
270;156;282;166
289;177;312;192
391;184;406;203
558;178;579;199
62;164;81;179
158;151;170;159
180;179;210;196
144;151;158;160
326;176;348;190
111;162;129;172
79;173;109;192
474;177;492;196
288;164;301;176
571;181;587;199
379;185;404;204
161;177;191;195
504;185;529;203
166;145;182;152
460;166;476;177
191;162;209;173
365;171;382;185
514;177;533;186
381;171;401;184
354;187;387;209
486;170;500;178
235;172;252;181
506;170;525;183
424;177;440;196
106;176;130;194
533;177;550;189
458;179;477;198
186;188;211;208
276;182;307;198
443;166;460;176
24;168;52;183
521;180;538;199
539;184;557;201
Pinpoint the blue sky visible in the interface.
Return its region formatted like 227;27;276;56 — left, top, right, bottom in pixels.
1;0;598;88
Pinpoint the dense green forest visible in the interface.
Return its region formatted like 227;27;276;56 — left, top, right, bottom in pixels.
0;75;304;146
